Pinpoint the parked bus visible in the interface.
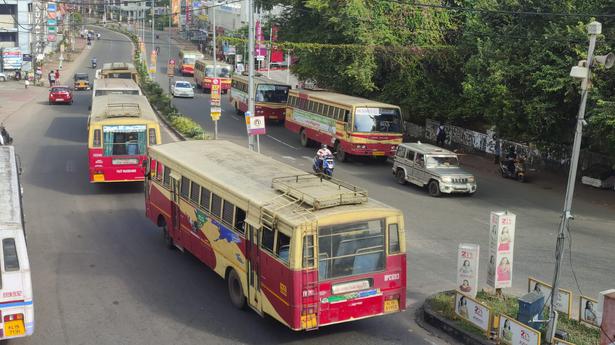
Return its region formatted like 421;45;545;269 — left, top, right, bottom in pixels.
230;74;291;122
100;62;138;82
145;140;406;331
285;90;403;161
87;94;161;183
194;59;232;93
0;146;34;340
178;50;204;76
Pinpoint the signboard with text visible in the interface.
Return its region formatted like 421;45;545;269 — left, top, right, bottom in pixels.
457;243;479;298
210;106;221;121
487;211;516;289
210;78;221;107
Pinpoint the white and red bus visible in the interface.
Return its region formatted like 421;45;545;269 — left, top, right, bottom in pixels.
145;140;407;330
194;59;232;93
87;94;161;183
230;74;291;122
0;146;34;340
285;89;403;161
178;50;204;76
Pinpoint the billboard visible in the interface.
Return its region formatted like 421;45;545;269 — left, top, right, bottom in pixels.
1;48;23;70
487;211;516;289
457;243;479;298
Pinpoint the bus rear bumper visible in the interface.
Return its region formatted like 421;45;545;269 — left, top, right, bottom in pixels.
341;142;399;157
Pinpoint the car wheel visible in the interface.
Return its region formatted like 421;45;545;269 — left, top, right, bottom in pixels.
0;76;6;82
428;180;441;197
396;169;407;185
49;100;52;105
227;269;246;309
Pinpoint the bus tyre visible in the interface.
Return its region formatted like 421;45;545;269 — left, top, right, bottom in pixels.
396;169;406;185
336;146;347;162
300;129;311;147
428;180;441;197
162;224;174;249
227;269;246;309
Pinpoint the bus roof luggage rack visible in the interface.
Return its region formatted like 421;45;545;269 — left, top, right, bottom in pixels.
271;174;368;210
105;102;141;117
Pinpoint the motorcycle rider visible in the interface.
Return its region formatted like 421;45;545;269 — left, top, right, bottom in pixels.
505;147;517;175
97;33;101;40
92;57;97;68
316;144;332;171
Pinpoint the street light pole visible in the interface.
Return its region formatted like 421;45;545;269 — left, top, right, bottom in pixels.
151;0;155;71
247;0;256;151
545;21;607;341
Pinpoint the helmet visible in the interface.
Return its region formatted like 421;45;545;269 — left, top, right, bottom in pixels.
321;144;327;149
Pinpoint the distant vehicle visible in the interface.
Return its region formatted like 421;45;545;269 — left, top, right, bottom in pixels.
230;74;290;123
90;78;142;110
178;50;204;76
144;140;407;331
194;59;232;93
312;154;335;177
392;142;477;197
170;80;195;98
100;62;138;82
286;89;403;161
0;72;7;82
48;86;73;105
73;73;90;90
0;145;35;340
87;94;161;183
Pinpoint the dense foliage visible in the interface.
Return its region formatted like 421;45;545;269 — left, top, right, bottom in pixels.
257;0;615;156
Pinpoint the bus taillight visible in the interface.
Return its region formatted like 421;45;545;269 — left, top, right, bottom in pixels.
4;313;24;322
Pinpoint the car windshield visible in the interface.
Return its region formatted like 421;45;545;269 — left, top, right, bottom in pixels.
51;87;70;92
176;81;192;88
426;156;459;168
353;107;402;133
183;57;196;65
75;74;88;80
205;66;231;78
255;84;290;103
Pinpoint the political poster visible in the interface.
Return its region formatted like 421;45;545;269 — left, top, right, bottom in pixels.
454;291;492;332
527;277;572;315
499;314;541;345
487;211;515;289
457;243;479;298
579;296;599;328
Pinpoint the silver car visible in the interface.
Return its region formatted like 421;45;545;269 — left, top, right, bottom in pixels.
392;142;477;196
171;80;195;98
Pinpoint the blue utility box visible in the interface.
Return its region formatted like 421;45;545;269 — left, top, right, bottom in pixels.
517;291;544;330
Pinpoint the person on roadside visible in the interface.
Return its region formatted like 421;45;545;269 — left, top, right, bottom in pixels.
55;69;60;83
24;78;29;89
48;70;55;86
436;122;446;146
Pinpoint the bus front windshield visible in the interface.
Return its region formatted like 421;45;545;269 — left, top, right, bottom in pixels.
318;219;385;280
353;107;402;133
183;57;196;65
255;84;290;103
205;66;231;78
102;125;147;156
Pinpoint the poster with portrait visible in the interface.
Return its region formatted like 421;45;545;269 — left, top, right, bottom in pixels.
498;314;541;345
553;338;575;345
454;291;492;332
487;211;516;289
599;290;615;345
527;277;572;316
579;296;599;328
457;243;479;298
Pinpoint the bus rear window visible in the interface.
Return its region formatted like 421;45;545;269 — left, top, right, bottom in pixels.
2;239;20;272
102;125;147;156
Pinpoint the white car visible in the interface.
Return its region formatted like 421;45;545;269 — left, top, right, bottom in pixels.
0;72;7;82
171;80;195;98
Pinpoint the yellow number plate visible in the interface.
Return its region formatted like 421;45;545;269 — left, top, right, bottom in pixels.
384;299;399;313
4;320;25;337
373;151;385;156
93;174;105;182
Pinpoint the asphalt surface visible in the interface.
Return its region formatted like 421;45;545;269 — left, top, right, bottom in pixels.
2;26;613;345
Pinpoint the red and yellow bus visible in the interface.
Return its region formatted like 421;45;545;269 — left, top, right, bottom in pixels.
87;94;161;183
178;50;204;76
145;140;406;330
100;62;139;82
194;59;233;93
230;74;291;122
286;90;403;161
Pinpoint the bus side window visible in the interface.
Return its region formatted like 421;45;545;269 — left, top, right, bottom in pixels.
93;129;101;147
276;232;290;264
388;224;400;254
261;228;274;253
190;181;200;204
303;235;315;268
222;200;235;226
156;162;163;181
2;238;20;272
163;167;171;187
200;187;211;210
148;128;157;145
180;177;190;199
211;194;222;218
343;110;350;123
234;207;246;233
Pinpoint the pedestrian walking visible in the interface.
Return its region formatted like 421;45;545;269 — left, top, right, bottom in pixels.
48;70;55;87
436;122;446;146
55;69;60;83
24;79;29;89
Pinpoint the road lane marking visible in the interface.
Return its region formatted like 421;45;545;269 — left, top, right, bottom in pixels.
302;156;312;161
267;135;298;149
281;156;296;161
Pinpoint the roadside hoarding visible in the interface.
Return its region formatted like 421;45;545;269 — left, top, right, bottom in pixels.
487;211;516;289
1;48;23;70
527;277;572;316
498;314;541;345
211;78;221;107
579;295;599;328
454;291;492;333
457;243;479;298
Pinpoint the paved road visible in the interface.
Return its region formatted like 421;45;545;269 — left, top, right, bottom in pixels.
3;27;442;345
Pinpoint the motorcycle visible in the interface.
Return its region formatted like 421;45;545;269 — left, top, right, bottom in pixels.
313;154;335;177
92;61;97;69
499;157;526;182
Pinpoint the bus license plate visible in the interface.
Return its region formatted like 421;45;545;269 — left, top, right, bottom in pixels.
373;151;385;156
384;299;399;313
4;320;25;337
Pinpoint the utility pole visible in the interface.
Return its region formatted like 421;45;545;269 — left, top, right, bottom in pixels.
247;0;256;151
545;21;614;341
151;0;155;70
212;3;218;140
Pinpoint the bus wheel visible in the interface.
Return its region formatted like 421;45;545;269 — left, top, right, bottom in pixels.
335;143;347;162
162;224;174;249
227;269;246;309
300;129;311;147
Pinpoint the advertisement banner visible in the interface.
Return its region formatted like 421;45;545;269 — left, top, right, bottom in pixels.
457;243;479;298
498;314;541;345
291;109;336;135
255;21;266;57
454;291;491;332
579;295;599;328
47;2;57;12
487;211;516;289
1;48;22;70
527;277;572;315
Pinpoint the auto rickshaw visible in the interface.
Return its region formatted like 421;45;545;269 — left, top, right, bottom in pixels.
73;73;90;90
